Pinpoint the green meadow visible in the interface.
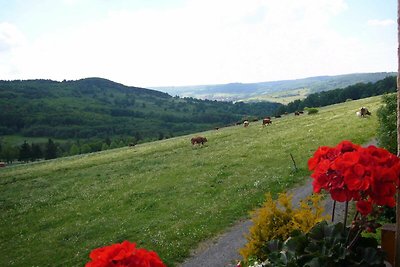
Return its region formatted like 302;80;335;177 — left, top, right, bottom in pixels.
0;96;381;266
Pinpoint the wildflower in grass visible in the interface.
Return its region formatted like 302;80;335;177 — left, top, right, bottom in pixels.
85;240;166;267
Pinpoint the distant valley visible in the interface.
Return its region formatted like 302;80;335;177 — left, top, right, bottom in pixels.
153;72;396;103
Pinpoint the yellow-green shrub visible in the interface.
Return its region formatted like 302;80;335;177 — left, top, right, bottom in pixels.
240;192;327;261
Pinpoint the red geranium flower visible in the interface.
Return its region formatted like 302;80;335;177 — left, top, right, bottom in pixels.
309;141;400;216
86;241;166;267
356;200;373;216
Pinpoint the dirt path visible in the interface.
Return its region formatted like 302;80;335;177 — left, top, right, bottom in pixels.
179;140;378;267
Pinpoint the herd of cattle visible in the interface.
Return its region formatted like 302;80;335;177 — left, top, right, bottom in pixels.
190;107;372;146
190;110;306;145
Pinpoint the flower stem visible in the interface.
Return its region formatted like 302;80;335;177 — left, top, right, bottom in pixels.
332;200;336;222
347;228;363;250
343;201;349;232
345;212;359;245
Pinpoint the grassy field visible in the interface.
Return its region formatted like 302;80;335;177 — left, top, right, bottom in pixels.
0;96;381;266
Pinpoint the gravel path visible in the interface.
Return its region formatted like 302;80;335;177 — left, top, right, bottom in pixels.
179;140;377;267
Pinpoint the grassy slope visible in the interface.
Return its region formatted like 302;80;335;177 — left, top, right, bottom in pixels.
0;96;381;266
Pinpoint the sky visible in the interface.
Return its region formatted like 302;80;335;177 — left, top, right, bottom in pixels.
0;0;397;87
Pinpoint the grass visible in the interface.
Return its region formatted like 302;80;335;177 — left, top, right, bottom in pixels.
0;96;381;266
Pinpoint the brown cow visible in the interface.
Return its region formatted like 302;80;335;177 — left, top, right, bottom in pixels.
262;118;272;126
191;136;208;145
360;107;371;117
0;162;6;168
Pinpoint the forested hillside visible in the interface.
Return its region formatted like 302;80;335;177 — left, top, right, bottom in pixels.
154;72;395;102
276;76;397;115
0;78;281;141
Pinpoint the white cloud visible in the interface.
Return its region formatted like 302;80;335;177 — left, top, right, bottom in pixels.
1;0;395;86
0;22;25;52
368;19;396;27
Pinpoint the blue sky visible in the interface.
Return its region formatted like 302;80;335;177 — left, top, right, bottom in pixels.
0;0;396;87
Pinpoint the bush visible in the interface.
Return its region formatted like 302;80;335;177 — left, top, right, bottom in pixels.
377;93;397;154
240;193;326;262
306;108;319;114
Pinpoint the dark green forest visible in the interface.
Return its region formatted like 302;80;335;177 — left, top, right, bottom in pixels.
0;78;281;139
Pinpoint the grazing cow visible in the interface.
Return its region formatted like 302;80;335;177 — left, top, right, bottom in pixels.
299;111;304;114
128;143;136;147
0;162;6;168
294;112;300;116
262;118;272;126
360;107;371;117
236;122;241;126
191;136;208;145
243;120;249;127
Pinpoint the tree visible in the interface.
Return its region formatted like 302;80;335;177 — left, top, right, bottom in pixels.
104;137;111;146
0;144;18;163
45;138;57;159
377;94;397;154
101;143;109;151
18;141;31;162
30;143;42;161
81;144;92;154
69;144;80;155
110;140;119;149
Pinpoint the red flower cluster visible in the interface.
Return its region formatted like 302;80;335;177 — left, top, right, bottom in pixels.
308;140;400;216
86;241;166;267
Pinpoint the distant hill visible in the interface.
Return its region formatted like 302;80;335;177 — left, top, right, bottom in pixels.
153;72;396;103
0;78;281;143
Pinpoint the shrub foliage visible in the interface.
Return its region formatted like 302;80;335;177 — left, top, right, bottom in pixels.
240;193;327;261
376;93;397;154
264;221;386;267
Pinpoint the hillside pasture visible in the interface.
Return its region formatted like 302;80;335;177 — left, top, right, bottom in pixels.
0;96;381;266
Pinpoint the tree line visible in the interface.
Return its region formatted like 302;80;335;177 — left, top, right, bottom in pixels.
0;137;140;164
